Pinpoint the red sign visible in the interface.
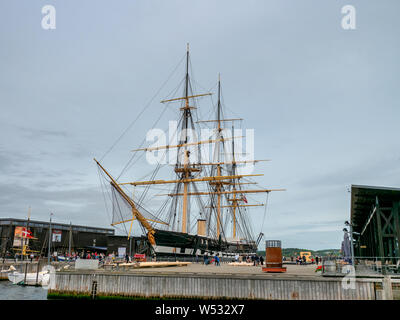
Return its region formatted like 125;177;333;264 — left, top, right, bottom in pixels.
14;227;34;239
133;254;146;261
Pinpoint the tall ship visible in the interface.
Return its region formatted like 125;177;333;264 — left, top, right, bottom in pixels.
95;45;284;258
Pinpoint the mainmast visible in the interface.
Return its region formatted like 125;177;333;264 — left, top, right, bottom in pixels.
168;43;212;234
181;43;190;233
215;75;223;238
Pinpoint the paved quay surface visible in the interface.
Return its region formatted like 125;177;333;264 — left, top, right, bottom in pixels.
67;263;330;281
125;262;319;276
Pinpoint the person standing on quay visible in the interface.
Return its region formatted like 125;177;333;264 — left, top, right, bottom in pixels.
214;254;220;266
203;252;208;265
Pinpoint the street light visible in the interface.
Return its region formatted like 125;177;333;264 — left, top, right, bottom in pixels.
344;221;355;266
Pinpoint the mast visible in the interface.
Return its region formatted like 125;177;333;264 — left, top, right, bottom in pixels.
48;213;53;265
21;206;31;260
68;222;72;257
215;74;222;238
231;125;237;239
181;43;190;233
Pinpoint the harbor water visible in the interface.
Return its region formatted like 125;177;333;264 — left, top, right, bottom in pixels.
0;281;47;300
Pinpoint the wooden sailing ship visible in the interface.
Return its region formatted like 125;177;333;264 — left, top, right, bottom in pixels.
95;45;284;258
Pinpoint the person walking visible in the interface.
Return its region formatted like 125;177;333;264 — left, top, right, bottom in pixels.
260;255;264;266
316;256;319;265
214;254;220;266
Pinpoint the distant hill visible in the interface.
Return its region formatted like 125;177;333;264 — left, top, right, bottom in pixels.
257;248;340;257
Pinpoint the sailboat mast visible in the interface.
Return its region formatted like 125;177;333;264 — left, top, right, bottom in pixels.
68;222;72;257
21;206;31;260
181;43;190;233
48;213;52;265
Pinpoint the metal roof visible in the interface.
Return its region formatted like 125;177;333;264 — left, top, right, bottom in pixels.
0;218;114;235
350;185;400;233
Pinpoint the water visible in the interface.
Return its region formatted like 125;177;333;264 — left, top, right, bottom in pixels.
0;281;47;300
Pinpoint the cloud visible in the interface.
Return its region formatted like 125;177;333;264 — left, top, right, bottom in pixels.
18;127;69;140
0;180;111;227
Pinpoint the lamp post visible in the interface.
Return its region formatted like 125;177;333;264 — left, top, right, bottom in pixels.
345;221;355;266
48;213;53;265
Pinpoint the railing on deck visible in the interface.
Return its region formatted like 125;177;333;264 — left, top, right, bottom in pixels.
322;256;400;276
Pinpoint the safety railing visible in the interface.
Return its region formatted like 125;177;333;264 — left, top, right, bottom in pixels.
322;257;400;275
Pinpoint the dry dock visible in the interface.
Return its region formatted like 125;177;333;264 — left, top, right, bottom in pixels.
48;263;399;300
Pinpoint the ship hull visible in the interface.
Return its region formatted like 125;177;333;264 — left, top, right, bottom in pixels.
151;229;257;258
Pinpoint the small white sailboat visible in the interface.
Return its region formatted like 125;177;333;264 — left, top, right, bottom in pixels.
7;268;50;286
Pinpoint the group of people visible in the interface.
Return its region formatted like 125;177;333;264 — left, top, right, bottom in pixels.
80;251;107;261
289;255;321;265
203;252;220;266
236;254;264;266
200;252;265;266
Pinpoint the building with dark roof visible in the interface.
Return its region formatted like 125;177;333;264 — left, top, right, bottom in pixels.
0;218;114;257
350;185;400;260
0;218;151;258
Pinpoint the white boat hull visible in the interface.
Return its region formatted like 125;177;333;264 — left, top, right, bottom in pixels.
7;271;49;286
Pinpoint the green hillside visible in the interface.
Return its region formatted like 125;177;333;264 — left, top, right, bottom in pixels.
257;248;340;257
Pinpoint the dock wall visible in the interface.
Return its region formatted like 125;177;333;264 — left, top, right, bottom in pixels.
50;271;382;300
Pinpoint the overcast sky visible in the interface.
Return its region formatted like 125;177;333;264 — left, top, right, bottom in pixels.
1;1;399;250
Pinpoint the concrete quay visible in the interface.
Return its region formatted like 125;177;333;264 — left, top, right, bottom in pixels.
48;263;399;300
